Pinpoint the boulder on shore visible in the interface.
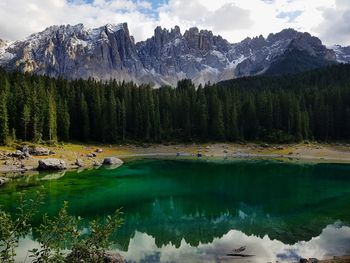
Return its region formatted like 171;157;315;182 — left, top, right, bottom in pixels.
103;157;123;166
10;150;27;159
0;177;9;186
38;159;66;170
31;147;51;156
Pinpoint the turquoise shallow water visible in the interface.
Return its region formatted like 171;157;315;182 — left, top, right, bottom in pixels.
1;159;350;262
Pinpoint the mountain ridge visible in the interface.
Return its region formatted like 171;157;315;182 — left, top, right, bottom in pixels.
0;23;349;86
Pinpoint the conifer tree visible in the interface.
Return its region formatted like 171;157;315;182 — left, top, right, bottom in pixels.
22;104;31;141
0;91;9;145
57;98;70;141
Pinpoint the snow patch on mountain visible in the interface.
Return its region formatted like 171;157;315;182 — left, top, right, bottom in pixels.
0;40;15;63
332;45;350;63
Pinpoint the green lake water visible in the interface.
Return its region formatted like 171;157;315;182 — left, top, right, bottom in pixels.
1;158;350;262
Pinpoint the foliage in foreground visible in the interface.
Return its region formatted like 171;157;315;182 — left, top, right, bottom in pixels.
0;189;123;263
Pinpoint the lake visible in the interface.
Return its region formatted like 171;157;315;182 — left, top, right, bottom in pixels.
1;158;350;262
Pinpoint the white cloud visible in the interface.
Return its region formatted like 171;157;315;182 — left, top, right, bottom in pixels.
0;0;349;46
316;0;350;46
119;223;350;263
0;0;157;42
157;1;253;33
156;0;339;44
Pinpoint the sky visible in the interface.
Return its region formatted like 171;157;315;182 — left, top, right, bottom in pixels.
0;0;349;46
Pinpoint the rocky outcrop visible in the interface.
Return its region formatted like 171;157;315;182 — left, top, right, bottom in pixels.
103;157;123;166
0;24;341;86
38;159;66;170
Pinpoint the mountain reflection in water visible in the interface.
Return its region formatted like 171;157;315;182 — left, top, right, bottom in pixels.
2;159;350;262
119;223;350;263
16;223;350;263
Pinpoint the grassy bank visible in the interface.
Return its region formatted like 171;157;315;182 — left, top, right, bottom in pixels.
2;142;350;176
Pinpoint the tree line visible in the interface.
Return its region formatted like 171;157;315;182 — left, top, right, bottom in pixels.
1;64;350;144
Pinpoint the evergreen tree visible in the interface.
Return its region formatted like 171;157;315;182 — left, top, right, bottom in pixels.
0;91;9;144
21;104;31;141
79;94;90;142
1;64;350;144
107;90;118;143
57;98;70;141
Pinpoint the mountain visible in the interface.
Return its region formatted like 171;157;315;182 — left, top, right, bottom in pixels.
264;49;336;76
0;23;344;86
0;23;146;83
333;45;350;63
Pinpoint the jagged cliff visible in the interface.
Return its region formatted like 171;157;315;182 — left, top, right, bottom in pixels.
0;23;345;86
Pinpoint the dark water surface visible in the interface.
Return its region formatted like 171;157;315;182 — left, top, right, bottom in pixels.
1;159;350;262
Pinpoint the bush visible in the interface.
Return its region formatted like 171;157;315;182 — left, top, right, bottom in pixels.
0;189;123;263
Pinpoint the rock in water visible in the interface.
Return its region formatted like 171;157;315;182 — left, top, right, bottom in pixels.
38;159;66;170
75;159;84;167
93;161;102;167
103;157;124;165
0;177;9;186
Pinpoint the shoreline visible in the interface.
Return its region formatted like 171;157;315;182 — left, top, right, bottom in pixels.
2;142;350;176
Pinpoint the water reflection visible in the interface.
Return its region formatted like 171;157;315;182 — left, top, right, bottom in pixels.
15;223;350;263
118;223;350;263
3;159;350;262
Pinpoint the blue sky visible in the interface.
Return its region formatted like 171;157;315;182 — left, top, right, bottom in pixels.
67;0;169;19
147;0;168;8
83;0;167;7
0;0;350;46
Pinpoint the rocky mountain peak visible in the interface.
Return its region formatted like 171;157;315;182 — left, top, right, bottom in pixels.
267;28;300;42
105;23;125;33
171;25;181;36
154;26;177;45
0;23;347;86
287;32;336;60
183;27;216;50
